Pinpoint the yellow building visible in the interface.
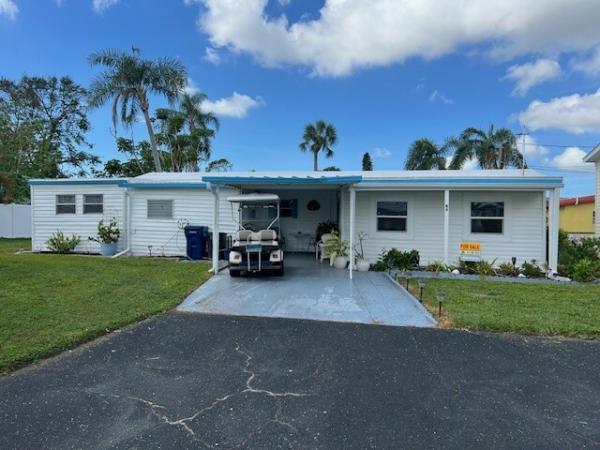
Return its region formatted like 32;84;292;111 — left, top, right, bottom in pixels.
559;195;596;237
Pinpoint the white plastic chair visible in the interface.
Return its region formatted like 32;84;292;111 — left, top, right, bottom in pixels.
315;233;333;262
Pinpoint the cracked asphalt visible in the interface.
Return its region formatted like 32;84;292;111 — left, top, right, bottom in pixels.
1;313;600;449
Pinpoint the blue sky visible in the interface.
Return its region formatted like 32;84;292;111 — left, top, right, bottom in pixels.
1;0;600;196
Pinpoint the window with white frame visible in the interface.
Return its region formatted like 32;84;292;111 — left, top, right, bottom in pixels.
83;194;103;214
147;199;173;219
470;202;504;233
376;201;407;232
56;194;76;214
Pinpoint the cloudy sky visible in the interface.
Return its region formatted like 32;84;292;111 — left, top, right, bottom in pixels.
1;0;600;195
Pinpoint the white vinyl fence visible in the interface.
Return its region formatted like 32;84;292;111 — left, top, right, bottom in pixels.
0;204;32;238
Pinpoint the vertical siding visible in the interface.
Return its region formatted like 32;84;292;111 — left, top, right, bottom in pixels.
30;185;126;253
129;188;238;257
345;190;546;266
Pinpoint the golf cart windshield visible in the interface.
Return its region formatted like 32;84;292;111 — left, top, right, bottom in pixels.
227;194;280;231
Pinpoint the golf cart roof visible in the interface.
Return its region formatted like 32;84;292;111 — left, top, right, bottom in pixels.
227;193;280;203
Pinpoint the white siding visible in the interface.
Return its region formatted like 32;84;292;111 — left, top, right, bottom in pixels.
30;184;126;253
128;188;238;257
345;190;546;266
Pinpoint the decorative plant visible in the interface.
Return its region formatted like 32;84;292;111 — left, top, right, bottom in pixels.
570;258;600;282
458;260;476;274
497;261;522;277
474;259;497;279
47;231;81;254
425;261;448;274
558;230;600;278
354;232;368;260
89;218;121;244
521;260;545;278
324;231;349;265
316;220;339;241
375;248;419;273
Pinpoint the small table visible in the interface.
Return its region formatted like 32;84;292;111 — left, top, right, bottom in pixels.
292;232;314;252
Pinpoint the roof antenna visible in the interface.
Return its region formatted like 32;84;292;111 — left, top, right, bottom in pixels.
515;130;528;176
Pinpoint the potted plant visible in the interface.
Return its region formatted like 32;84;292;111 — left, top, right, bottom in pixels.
324;231;349;269
89;218;121;256
354;232;370;272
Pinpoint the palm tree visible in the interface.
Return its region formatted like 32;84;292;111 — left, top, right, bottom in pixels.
447;126;524;170
405;138;447;170
87;48;187;171
299;120;338;171
179;92;219;134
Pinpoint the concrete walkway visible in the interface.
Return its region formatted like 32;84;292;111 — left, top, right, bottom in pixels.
178;254;436;327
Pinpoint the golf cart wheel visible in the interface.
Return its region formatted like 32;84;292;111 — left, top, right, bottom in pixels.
229;269;241;277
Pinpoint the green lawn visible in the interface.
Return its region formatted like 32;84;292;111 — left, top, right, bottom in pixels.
0;238;210;372
410;278;600;339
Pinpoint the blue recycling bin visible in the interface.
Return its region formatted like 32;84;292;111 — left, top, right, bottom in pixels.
184;225;208;260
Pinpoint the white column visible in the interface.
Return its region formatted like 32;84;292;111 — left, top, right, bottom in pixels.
443;189;450;265
349;187;356;279
211;185;220;273
548;187;560;273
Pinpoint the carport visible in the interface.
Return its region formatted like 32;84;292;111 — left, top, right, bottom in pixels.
178;254;436;327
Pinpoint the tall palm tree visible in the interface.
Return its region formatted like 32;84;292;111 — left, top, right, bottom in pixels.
179;92;219;134
299;120;338;171
405;138;447;170
87;48;187;171
447;126;524;170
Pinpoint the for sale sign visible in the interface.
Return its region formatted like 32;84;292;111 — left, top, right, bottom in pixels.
459;242;481;260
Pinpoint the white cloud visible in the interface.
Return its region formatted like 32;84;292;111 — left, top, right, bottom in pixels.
546;147;594;170
204;47;221;65
503;59;562;96
518;89;600;133
200;92;263;118
185;0;600;77
0;0;18;20
92;0;119;14
515;134;549;159
446;156;480;170
371;147;392;159
571;45;600;76
428;90;454;104
184;78;200;96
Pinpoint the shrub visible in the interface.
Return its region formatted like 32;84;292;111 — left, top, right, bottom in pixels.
425;261;448;273
497;262;522;277
458;260;476;274
316;220;339;241
89;218;120;244
558;230;600;278
324;231;349;265
521;260;545;278
46;231;81;254
474;259;496;278
373;248;420;272
570;258;600;282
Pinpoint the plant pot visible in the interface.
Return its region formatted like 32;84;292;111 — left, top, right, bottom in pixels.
333;256;348;269
100;242;118;256
356;259;370;272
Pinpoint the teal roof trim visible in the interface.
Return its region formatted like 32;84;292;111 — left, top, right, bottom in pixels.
29;178;126;186
203;175;363;185
358;177;563;188
123;182;208;189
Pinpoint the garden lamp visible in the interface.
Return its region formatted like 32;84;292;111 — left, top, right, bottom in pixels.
436;290;446;317
417;280;426;303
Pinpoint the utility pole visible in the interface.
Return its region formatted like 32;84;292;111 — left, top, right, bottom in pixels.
515;132;528;176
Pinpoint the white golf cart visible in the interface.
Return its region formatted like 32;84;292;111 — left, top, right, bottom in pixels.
227;193;284;277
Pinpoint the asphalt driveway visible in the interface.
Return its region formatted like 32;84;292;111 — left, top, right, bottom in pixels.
1;314;600;449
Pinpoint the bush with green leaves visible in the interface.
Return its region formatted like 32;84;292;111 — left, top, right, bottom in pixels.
458;260;476;274
46;231;81;254
324;231;349;265
474;259;497;278
497;262;522;277
521;260;545;278
425;261;448;273
558;230;600;279
89;218;120;244
373;248;419;272
570;258;600;282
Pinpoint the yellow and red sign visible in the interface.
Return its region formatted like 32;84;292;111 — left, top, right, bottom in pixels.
459;242;481;258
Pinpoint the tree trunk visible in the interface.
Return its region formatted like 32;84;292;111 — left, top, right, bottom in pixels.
313;151;318;171
140;99;162;172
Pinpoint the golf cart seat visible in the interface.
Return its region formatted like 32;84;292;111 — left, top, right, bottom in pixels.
250;229;277;242
234;230;253;242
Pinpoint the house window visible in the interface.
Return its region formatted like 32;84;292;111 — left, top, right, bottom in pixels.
376;201;407;231
56;195;76;214
471;202;504;233
83;194;103;214
280;199;298;218
147;199;173;219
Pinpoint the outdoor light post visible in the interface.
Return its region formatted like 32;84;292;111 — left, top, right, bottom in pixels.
417;280;426;303
436;290;446;317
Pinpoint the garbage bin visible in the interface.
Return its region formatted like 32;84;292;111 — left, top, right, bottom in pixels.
184;225;208;260
207;232;230;260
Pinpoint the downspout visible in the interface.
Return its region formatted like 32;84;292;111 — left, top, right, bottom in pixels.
112;186;131;258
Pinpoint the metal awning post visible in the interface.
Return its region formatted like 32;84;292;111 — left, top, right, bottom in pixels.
349;187;356;280
443;189;450;265
211;184;220;273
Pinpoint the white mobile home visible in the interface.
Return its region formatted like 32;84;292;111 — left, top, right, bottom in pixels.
29;170;563;276
583;145;600;237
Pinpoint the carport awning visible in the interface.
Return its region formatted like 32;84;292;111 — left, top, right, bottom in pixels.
203;173;363;186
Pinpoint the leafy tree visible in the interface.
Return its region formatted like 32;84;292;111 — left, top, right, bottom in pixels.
87;48;187;172
179;93;219;135
405;138;447;170
299;120;338;171
323;166;341;171
447;126;524;169
0;76;97;201
206;158;233;172
102;138;155;177
362;152;373;171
